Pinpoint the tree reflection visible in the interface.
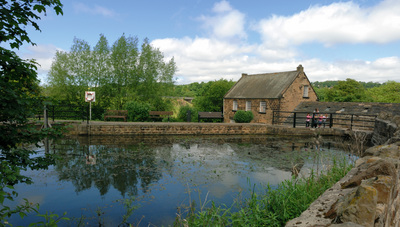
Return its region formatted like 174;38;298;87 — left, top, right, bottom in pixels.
50;135;344;197
53;140;163;196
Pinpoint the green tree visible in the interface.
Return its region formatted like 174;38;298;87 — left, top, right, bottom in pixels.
0;0;64;223
47;35;177;114
313;86;330;102
367;81;400;103
193;79;235;111
325;78;372;102
109;35;139;109
0;0;63;48
136;38;176;110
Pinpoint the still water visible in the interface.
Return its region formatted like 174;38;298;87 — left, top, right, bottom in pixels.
7;135;351;226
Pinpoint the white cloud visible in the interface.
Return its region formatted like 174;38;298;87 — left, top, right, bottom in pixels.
257;0;400;46
73;2;117;18
27;0;400;86
198;1;246;40
150;0;400;84
301;57;400;83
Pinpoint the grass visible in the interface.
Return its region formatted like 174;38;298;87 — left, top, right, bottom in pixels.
174;158;353;227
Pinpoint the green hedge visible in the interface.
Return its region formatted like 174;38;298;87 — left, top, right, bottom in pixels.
233;110;253;123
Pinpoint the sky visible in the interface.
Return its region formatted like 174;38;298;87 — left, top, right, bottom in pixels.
14;0;400;85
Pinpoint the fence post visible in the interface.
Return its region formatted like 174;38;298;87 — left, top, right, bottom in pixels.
293;112;296;128
52;105;55;122
187;110;191;122
44;104;48;129
350;114;354;130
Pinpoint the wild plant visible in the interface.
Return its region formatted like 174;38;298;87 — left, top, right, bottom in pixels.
174;157;353;227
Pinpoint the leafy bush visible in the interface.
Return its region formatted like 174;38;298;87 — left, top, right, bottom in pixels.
177;105;198;122
233;110;253;123
123;101;150;122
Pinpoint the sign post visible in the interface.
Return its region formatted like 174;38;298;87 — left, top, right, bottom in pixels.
85;91;96;121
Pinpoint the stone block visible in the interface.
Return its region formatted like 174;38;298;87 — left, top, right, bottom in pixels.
335;184;378;227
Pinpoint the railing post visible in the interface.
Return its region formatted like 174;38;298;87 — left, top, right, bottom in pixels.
272;111;275;125
44;104;48;129
311;113;315;128
350;114;354;130
52;105;55;122
329;113;333;128
187;110;191;122
293;112;296;128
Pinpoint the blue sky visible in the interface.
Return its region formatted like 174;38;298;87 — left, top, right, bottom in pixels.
16;0;400;84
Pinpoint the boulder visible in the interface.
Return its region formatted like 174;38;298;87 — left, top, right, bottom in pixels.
334;184;378;227
341;159;397;189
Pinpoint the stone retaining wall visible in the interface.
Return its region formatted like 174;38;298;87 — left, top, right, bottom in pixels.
65;122;345;136
287;117;400;227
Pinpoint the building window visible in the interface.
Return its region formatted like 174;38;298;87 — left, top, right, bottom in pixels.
233;100;238;111
246;101;251;111
303;85;309;98
259;101;266;113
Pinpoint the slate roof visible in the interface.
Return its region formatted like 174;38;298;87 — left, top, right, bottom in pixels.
224;70;300;99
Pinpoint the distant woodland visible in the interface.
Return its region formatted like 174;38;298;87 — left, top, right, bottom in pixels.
171;79;400;103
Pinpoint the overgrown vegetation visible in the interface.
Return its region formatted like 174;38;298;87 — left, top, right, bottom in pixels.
174;158;353;227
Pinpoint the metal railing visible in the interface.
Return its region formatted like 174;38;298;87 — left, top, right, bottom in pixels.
273;111;376;131
36;104;89;123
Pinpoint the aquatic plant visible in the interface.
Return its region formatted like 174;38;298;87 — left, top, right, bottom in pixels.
174;157;352;226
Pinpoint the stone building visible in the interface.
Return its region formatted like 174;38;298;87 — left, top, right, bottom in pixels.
223;65;318;123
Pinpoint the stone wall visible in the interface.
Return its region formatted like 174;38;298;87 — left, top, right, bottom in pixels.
286;116;400;227
223;98;280;124
65;122;345;137
279;72;318;117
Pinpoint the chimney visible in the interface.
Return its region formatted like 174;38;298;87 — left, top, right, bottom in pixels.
242;73;248;77
297;64;303;73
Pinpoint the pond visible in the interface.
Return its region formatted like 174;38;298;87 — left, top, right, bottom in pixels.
6;135;353;226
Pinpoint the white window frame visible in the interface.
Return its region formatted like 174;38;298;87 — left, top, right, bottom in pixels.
303;85;309;98
233;100;238;111
259;101;266;113
246;101;251;111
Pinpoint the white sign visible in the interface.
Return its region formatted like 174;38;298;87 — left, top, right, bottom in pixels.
85;91;95;102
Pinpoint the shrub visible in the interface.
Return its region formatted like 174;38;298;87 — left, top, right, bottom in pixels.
177;105;198;122
233;110;253;123
123;101;150;122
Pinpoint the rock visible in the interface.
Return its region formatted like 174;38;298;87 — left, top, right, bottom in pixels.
367;175;393;204
392;115;400;127
368;143;400;158
334;184;378;227
374;203;386;227
341;159;397;189
329;222;364;227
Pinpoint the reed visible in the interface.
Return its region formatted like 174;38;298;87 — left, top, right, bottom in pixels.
174;157;353;227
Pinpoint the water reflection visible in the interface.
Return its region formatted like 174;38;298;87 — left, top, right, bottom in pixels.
9;135;352;226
